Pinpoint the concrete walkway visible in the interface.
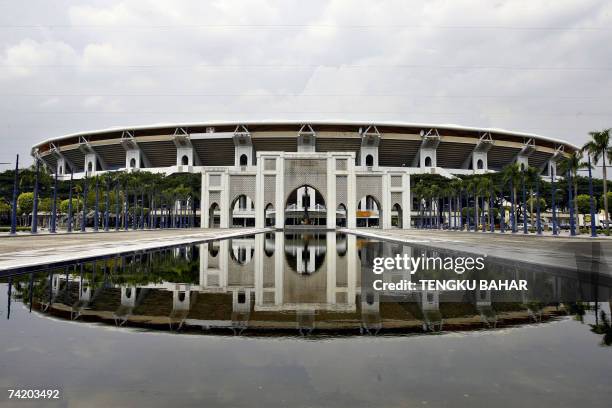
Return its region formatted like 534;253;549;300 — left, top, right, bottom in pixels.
342;228;612;275
0;228;268;275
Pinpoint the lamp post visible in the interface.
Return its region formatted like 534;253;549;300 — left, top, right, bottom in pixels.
576;155;598;237
67;172;73;232
510;179;516;233
536;176;542;235
567;169;576;236
489;186;494;233
499;184;505;233
124;183;129;231
94;178;99;232
521;169;528;234
140;190;144;230
104;178;110;232
587;155;597;237
10;155;19;235
115;182;120;231
50;168;58;233
31;158;39;234
551;171;558;236
81;175;88;232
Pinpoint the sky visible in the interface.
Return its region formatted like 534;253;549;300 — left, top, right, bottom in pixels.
0;0;611;170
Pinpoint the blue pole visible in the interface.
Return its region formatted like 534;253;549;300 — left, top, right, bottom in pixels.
140;190;144;229
115;182;120;231
588;155;597;237
31;159;40;234
489;188;494;232
551;171;558;236
81;175;88;232
481;196;486;232
124;184;129;231
568;169;576;236
10;154;19;235
536;176;542;235
50;168;57;233
458;190;463;230
510;179;517;233
522;170;527;234
104;179;110;232
133;190;137;230
94;178;99;231
499;184;505;233
67;172;73;232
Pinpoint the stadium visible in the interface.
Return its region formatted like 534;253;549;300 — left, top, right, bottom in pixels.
30;120;578;230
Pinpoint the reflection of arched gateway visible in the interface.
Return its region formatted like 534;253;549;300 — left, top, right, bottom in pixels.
285;185;326;227
357;195;381;228
201;150;412;229
284;233;327;274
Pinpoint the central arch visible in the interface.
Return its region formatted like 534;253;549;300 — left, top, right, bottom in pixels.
285;185;326;227
231;194;255;227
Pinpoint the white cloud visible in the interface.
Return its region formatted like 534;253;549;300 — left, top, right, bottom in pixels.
0;0;611;168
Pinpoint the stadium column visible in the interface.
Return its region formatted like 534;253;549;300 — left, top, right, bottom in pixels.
347;152;357;229
220;172;230;228
326;154;336;229
274;155;284;230
200;171;206;228
382;172;391;229
255;152;266;228
402;173;411;229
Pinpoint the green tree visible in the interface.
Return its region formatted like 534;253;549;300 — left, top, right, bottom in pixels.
582;129;611;232
576;194;592;228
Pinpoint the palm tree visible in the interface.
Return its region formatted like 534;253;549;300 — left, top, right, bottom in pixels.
449;179;463;229
558;151;588;233
501;163;522;232
464;178;477;230
583;129;612;234
477;176;493;231
430;184;441;229
412;181;425;228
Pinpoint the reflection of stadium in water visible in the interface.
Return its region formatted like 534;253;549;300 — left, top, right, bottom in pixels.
6;232;611;337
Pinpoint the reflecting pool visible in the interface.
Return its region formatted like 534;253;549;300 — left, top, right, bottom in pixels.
1;232;611;407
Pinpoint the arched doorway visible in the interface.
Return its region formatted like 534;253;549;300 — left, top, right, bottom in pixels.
336;203;347;227
209;203;220;228
285;185;326;227
264;203;275;227
231;194;255;227
181;155;189;165
365;154;374;167
391;203;402;228
357;195;381;228
239;154;248;166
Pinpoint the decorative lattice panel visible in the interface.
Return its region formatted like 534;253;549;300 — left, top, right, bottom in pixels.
284;159;327;202
391;192;403;207
356;175;383;204
336;176;347;207
209;191;221;206
264;175;276;206
264;158;276;171
336;159;347;171
229;175;257;203
391;176;402;188
209;174;221;186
